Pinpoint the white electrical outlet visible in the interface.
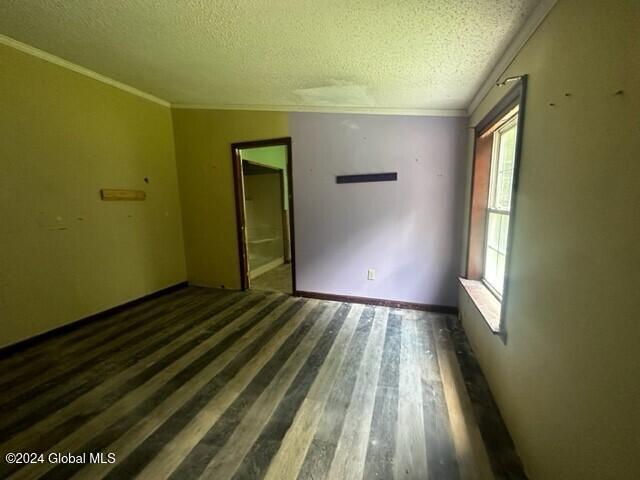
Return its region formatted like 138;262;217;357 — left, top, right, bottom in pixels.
367;269;376;280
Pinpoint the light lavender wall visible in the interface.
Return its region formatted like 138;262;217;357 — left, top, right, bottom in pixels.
289;112;467;307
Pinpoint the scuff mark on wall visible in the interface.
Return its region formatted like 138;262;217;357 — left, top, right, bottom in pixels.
340;119;360;130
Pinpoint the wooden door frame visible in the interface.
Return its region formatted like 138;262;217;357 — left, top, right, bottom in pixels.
231;137;297;294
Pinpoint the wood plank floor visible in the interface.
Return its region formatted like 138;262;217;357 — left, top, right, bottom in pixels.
0;287;503;479
251;264;292;294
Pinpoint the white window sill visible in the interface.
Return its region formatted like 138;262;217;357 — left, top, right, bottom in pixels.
459;278;502;333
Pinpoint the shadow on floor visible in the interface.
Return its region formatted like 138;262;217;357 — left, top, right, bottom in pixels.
446;316;528;479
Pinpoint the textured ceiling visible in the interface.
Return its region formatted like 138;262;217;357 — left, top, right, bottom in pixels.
0;0;540;112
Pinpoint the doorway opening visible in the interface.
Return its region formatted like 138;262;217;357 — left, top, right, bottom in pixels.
231;138;296;295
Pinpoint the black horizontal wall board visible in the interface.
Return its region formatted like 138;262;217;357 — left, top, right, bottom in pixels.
336;172;397;184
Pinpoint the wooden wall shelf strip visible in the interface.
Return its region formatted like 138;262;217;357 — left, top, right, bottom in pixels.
100;189;146;201
336;172;397;184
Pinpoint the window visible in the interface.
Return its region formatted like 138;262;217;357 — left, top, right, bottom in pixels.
463;75;526;334
483;113;518;297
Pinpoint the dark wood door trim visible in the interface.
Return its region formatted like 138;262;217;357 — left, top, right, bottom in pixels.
230;137;297;295
231;146;250;290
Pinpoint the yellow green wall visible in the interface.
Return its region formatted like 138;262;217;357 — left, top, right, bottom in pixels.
460;1;640;478
171;109;288;289
0;42;186;348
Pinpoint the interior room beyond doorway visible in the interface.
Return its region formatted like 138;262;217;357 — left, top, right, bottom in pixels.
240;145;292;294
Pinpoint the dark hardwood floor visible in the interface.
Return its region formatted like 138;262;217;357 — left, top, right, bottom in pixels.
0;287;519;479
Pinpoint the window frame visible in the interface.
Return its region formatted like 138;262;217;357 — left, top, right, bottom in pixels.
481;113;518;299
464;75;527;336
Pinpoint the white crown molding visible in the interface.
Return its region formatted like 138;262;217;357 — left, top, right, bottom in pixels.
0;33;170;107
171;103;468;117
466;0;558;116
